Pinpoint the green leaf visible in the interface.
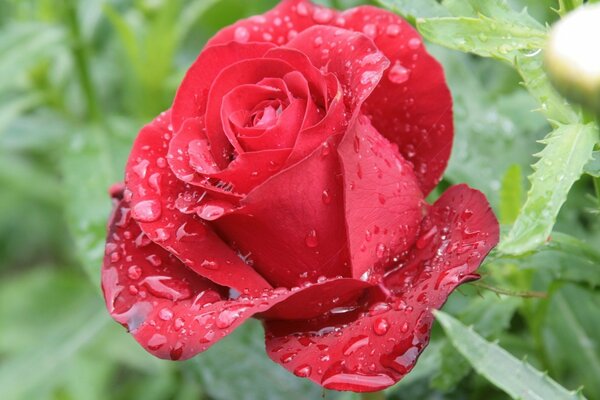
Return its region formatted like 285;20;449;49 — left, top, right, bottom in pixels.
494;232;600;288
556;0;584;17
61;126;124;284
584;151;600;177
500;164;524;224
0;23;65;90
416;15;546;63
499;123;597;254
542;284;600;399
435;310;586;400
376;0;450;23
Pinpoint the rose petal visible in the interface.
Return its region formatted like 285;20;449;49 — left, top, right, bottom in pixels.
264;184;499;392
172;41;275;137
215;134;350;288
337;115;423;282
206;0;329;47
102;202;373;361
126;110;271;293
339;6;453;195
205;58;298;164
168;117;292;196
284;25;389;111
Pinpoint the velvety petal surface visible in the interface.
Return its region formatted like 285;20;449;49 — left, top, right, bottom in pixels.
338;6;453;195
264;184;499;392
337;116;423;282
126;111;271;293
215;134;349;288
171;41;275;135
102;199;374;361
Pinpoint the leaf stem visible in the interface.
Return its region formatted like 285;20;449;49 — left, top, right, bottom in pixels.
471;282;547;299
64;0;102;122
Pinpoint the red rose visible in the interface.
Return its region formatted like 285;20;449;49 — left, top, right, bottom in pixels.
102;0;499;392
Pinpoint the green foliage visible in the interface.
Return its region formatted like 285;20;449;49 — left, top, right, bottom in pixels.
435;310;586;400
1;0;600;399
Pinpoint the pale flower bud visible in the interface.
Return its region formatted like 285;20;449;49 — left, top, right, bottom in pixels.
545;4;600;113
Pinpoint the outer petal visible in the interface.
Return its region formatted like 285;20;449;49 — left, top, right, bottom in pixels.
102;200;374;361
264;184;499;392
206;0;332;47
337;116;423;282
126;111;271;293
214;134;349;288
338;6;453;195
171;41;275;134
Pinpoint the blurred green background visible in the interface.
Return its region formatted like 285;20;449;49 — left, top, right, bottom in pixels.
0;0;599;399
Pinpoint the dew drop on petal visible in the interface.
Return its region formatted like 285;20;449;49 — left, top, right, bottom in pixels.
294;364;313;377
234;26;250;42
408;37;422;50
147;334;167;350
132;200;162;222
388;61;410;84
305;229;319;248
373;317;390;335
127;265;142;280
386;24;401;37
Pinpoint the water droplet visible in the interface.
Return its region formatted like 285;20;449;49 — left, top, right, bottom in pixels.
322;372;395;391
199;330;215;343
360;70;379;85
408;37;421;50
305;229;319;248
378;193;386;205
132;160;150;179
294;364;313;377
170;342;184;360
416;226;438;249
386;24;401;37
198;204;225;220
373;317;390;335
362;23;377;38
280;352;297;363
313;36;324;47
388;61;410;84
313;8;333;23
368;302;390;316
142;276;191;301
365;229;372;242
146;254;162;267
401;321;409;333
127;265;142;280
216;308;242;329
343;335;369;356
296;2;309;16
132;199;162;222
201;260;219;270
174;318;185;331
147;334;167;350
159;308;173;321
322;189;332;204
376;243;387;259
234;27;250;42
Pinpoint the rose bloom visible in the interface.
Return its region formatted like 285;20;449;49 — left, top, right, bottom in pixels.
102;0;498;392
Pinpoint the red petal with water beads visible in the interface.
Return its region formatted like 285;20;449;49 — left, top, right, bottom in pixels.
126;111;271;293
264;184;499;392
338;6;453;196
168;117;291;195
102;199;376;361
171;41;275;139
337;116;423;282
214;134;349;288
206;0;336;48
